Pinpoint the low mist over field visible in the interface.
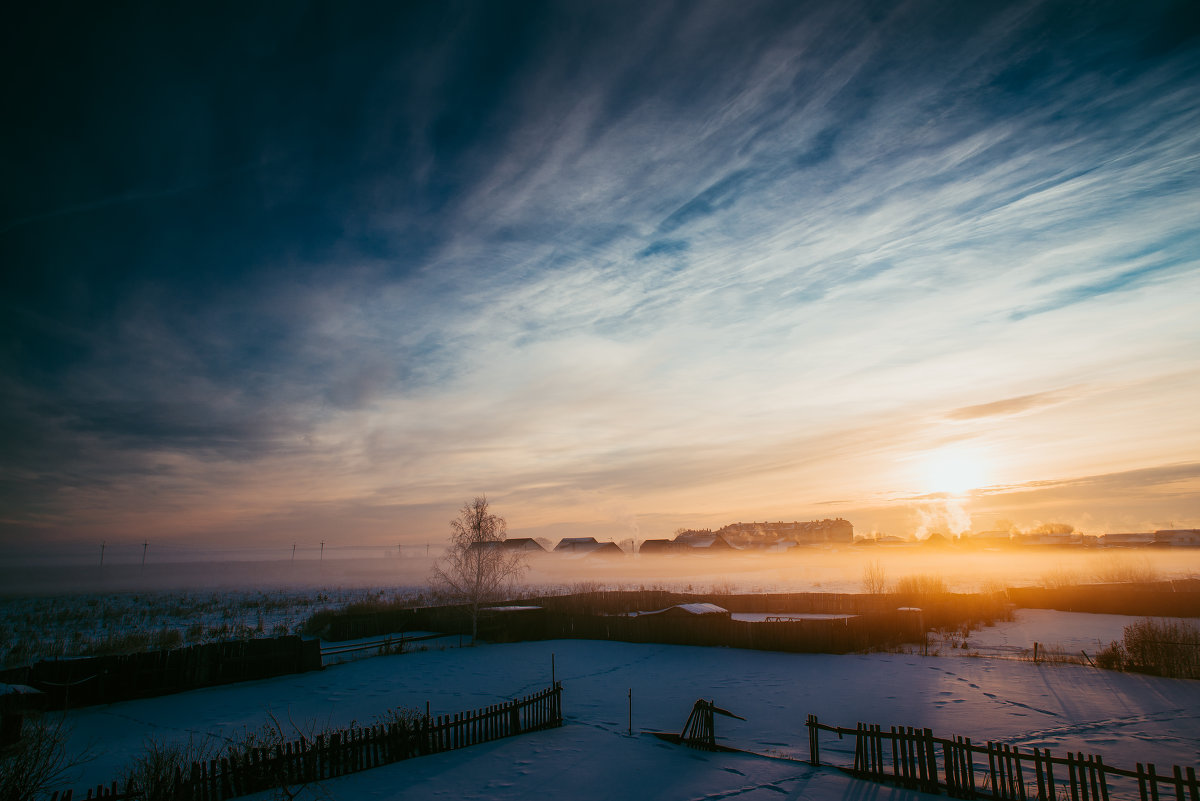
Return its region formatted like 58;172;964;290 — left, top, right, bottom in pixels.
3;546;1197;597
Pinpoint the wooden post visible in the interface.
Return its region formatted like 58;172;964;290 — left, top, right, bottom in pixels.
806;714;820;765
892;727;901;782
1014;746;1027;801
923;729;939;795
942;739;956;796
966;738;977;799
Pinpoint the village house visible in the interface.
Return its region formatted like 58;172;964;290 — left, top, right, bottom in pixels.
553;536;600;553
500;538;547;552
673;530;735;550
1154;529;1200;546
718;518;853;546
1101;532;1156;547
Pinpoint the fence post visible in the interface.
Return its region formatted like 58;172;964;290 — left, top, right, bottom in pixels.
923;728;939;794
942;739;957;796
1015;746;1027;801
806;714;820;765
892;727;901;783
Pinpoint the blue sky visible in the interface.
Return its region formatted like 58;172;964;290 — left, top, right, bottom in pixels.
2;0;1199;552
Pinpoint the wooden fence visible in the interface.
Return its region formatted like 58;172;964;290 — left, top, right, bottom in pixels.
2;636;322;710
1006;584;1200;618
312;589;1016;645
806;715;1200;801
50;683;563;801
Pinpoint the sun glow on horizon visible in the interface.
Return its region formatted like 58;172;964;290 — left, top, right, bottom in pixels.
920;448;989;497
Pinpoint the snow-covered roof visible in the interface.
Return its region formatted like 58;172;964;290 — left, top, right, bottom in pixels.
0;683;42;696
480;606;542;613
639;602;729;617
676;603;727;615
0;683;45;713
675;533;735;550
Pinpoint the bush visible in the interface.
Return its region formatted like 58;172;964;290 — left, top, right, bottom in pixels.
120;736;214;801
1120;618;1200;678
1093;555;1160;585
861;561;887;595
893;574;947;596
1096;641;1123;671
0;715;89;801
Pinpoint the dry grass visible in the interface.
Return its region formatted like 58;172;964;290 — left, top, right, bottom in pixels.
893;574;948;596
1092;555;1161;584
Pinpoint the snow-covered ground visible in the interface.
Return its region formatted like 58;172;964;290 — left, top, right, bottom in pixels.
937;608;1198;658
731;612;858;622
55;623;1200;801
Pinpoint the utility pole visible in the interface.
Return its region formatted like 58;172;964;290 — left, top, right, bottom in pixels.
291;543;296;562
99;540;106;567
141;541;148;569
320;540;325;561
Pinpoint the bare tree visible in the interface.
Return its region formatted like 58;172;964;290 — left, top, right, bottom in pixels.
429;496;527;643
861;559;888;595
1;714;93;801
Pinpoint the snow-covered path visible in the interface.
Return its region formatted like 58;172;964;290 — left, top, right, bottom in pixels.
58;638;1200;800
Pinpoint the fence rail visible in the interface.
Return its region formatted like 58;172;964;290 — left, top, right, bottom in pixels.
50;683;563;801
319;633;446;659
806;715;1199;801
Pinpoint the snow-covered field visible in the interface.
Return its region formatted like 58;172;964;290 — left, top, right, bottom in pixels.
0;587;393;668
54;612;1200;801
952;608;1199;659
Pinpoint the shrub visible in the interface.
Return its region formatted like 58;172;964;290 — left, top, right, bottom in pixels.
1096;641;1124;671
893;574;947;596
1120;618;1200;678
1039;567;1082;590
1093;556;1160;585
861;561;887;595
0;715;90;801
120;736;215;801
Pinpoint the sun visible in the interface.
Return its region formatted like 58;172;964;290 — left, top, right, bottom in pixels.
921;449;987;496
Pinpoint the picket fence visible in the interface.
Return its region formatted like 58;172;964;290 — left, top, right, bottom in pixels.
806;715;1199;801
50;683;562;801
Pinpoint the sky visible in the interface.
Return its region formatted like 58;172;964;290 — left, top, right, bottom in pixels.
2;0;1199;556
